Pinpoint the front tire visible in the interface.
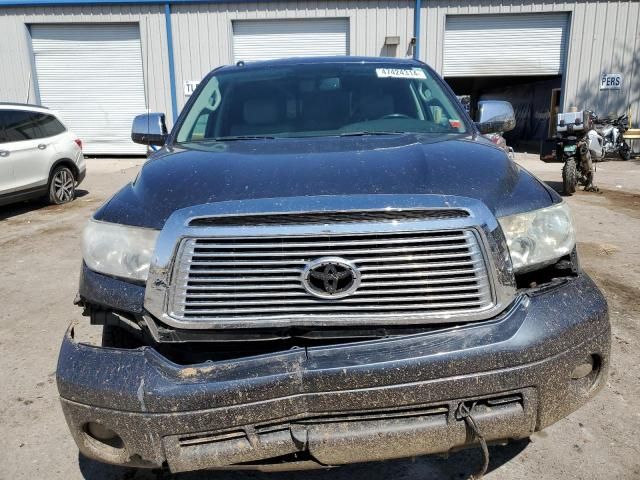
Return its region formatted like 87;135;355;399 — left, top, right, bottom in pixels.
619;142;631;161
48;165;76;205
562;158;577;195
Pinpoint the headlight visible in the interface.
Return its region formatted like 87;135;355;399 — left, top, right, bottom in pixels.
498;202;575;273
82;219;159;282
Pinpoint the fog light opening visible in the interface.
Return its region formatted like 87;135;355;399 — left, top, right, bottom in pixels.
570;354;602;390
84;422;124;450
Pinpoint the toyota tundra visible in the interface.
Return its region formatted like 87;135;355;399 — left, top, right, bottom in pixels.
57;57;610;474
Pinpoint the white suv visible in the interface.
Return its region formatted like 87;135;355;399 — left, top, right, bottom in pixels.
0;103;86;206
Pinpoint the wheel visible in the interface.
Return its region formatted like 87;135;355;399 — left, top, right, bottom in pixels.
619;142;631;161
101;325;142;349
48;165;76;205
562;158;577;195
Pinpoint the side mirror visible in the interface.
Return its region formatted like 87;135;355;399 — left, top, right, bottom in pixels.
131;113;168;146
475;101;516;134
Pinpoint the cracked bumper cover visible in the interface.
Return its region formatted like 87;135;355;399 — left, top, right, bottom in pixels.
57;273;610;472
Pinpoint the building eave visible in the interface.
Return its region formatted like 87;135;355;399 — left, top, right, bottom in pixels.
0;0;327;6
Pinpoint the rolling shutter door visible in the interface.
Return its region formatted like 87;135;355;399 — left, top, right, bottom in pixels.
31;24;147;155
233;19;349;62
444;14;569;77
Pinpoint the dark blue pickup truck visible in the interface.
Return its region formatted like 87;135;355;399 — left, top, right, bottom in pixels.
58;57;609;474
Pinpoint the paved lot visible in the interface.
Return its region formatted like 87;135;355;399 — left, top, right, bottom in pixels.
0;155;639;479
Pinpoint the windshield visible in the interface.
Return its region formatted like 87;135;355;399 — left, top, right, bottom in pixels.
175;63;467;143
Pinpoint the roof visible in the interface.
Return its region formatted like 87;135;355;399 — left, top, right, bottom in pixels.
217;56;424;72
0;102;50;112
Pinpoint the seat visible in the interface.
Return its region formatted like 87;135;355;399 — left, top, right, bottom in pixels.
229;98;289;136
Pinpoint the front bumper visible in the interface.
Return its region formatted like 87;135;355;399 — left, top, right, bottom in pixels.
57;273;610;472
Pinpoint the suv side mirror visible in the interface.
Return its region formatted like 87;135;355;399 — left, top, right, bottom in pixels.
131;113;168;146
475;101;516;134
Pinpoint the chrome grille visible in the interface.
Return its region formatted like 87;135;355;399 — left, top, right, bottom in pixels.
169;229;495;323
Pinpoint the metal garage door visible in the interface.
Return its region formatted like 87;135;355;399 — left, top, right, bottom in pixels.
444;14;569;77
233;19;349;62
31;24;146;155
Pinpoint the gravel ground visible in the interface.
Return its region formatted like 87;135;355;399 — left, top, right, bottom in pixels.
0;154;638;479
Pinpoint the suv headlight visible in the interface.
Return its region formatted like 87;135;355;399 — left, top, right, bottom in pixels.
498;202;575;273
82;219;159;282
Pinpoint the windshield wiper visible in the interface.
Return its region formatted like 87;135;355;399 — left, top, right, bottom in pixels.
213;135;276;141
339;131;405;137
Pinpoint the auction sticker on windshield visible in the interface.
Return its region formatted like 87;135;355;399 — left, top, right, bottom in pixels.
376;68;427;79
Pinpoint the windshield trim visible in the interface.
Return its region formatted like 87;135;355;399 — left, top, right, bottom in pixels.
173;131;472;151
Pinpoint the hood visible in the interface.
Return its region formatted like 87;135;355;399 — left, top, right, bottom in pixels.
95;134;557;229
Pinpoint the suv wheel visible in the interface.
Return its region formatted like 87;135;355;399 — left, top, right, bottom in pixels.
48;165;76;205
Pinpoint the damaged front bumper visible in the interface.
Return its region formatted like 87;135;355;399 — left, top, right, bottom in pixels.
57;272;610;472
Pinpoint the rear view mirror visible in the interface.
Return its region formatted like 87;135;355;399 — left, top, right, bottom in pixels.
475;101;516;134
131;113;168;146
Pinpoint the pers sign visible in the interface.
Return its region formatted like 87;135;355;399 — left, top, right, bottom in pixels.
600;73;622;90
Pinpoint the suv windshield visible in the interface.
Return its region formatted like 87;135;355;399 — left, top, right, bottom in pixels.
175;63;467;143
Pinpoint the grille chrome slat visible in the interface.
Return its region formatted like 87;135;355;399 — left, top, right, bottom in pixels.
358;264;481;272
183;277;487;291
189;245;471;258
180;292;486;307
184;284;488;298
177;266;483;280
168;229;495;322
185;276;302;290
176;266;483;281
361;269;483;279
189;234;470;250
180;268;303;276
184;256;481;268
181;300;488;316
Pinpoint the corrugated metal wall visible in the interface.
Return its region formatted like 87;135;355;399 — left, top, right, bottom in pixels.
421;0;640;127
564;1;639;126
0;4;172;120
0;1;638;130
171;0;414;110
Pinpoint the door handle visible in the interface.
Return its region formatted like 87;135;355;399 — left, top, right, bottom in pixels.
38;144;47;150
0;150;9;157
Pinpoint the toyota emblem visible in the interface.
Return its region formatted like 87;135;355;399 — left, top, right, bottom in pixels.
301;257;361;299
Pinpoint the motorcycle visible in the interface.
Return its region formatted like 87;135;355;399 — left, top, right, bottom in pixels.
556;110;602;194
595;113;632;161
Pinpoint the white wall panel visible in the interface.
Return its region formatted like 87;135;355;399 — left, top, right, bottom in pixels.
443;13;569;76
232;18;348;62
31;24;147;154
